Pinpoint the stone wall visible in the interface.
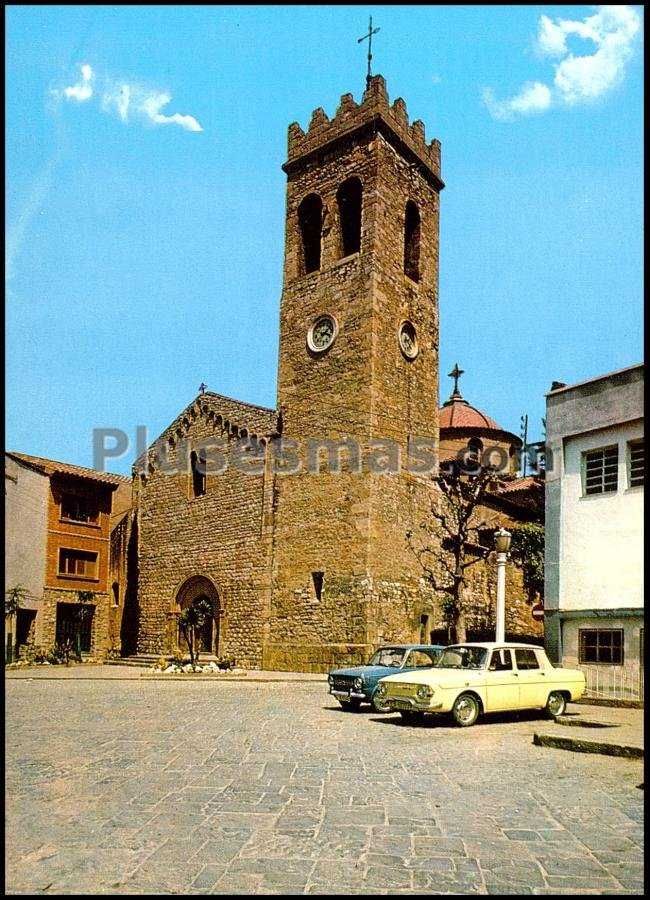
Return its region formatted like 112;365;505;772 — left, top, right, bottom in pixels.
134;394;276;668
40;587;110;656
268;75;443;672
108;512;129;654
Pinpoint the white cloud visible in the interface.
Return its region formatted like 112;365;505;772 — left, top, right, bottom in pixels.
484;5;641;121
58;64;203;133
482;81;552;122
62;63;94;102
549;5;641;104
537;15;570;57
103;83;131;122
140;92;203;132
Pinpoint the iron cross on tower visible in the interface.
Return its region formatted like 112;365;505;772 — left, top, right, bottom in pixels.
448;363;464;400
358;16;380;89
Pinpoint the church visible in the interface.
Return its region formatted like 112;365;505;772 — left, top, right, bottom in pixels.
128;75;543;672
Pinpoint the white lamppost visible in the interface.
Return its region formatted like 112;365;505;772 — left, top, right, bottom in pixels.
494;528;512;643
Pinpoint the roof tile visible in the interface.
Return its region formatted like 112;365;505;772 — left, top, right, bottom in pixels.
7;452;129;485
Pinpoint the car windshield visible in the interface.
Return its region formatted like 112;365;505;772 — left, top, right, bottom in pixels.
367;648;406;667
436;646;488;670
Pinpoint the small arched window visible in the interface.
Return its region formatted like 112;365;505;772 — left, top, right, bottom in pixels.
190;449;207;498
419;614;431;644
463;437;483;473
336;177;362;257
298;193;323;274
404;200;421;282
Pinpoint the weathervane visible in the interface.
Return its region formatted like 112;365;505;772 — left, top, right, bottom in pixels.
358;15;380;89
448;363;464;400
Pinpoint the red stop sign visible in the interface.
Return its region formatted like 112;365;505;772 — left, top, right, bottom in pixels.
531;603;544;621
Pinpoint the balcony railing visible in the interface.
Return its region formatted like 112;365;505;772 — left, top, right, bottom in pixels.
581;664;644;702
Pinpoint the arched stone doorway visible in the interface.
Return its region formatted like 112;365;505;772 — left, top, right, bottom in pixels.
174;576;220;656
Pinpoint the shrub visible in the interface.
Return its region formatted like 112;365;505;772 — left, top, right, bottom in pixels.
178;597;213;668
53;639;75;665
509;524;545;600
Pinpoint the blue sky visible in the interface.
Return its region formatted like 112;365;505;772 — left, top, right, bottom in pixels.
6;5;644;474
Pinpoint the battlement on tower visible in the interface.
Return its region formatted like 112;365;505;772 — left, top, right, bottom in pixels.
284;75;443;189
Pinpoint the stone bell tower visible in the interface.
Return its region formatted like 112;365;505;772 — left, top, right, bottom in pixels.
264;75;445;672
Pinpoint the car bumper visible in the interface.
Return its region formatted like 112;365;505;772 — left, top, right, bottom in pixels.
330;688;367;701
386;696;443;712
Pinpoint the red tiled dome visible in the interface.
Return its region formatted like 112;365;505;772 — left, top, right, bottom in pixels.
439;398;502;431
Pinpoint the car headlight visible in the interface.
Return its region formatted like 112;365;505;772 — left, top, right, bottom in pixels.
377;682;386;695
416;685;433;700
353;677;363;691
328;675;334;684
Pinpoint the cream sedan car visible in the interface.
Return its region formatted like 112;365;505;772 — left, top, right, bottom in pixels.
376;642;586;727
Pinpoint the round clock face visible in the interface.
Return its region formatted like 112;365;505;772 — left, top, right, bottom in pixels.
398;320;419;359
307;314;337;353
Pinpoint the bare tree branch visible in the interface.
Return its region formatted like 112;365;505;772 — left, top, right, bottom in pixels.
406;459;507;643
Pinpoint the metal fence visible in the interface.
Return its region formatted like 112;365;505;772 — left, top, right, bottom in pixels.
581;664;644;702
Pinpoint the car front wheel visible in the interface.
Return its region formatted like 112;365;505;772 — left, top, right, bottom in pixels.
545;691;567;719
452;693;480;727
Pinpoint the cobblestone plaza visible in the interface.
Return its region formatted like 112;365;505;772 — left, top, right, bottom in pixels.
5;677;644;894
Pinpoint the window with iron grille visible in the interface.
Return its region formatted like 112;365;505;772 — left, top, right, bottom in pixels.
628;441;644;488
579;629;624;664
58;548;98;578
584;446;618;495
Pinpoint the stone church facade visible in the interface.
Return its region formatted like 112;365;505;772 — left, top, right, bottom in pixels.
132;75;542;671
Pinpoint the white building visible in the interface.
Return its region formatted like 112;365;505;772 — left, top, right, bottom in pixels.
4;453;49;658
544;364;644;700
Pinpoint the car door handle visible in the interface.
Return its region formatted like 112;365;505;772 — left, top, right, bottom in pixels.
513;673;519;677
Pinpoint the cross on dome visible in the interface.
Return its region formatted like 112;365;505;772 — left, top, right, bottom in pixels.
447;363;465;403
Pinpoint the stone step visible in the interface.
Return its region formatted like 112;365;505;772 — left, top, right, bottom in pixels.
105;657;157;668
533;730;643;759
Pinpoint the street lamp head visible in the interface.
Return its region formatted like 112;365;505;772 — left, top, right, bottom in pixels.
494;527;512;554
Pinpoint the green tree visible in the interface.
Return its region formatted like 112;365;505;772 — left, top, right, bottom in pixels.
509;524;545;601
5;585;28;619
5;586;29;663
178;596;213;669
